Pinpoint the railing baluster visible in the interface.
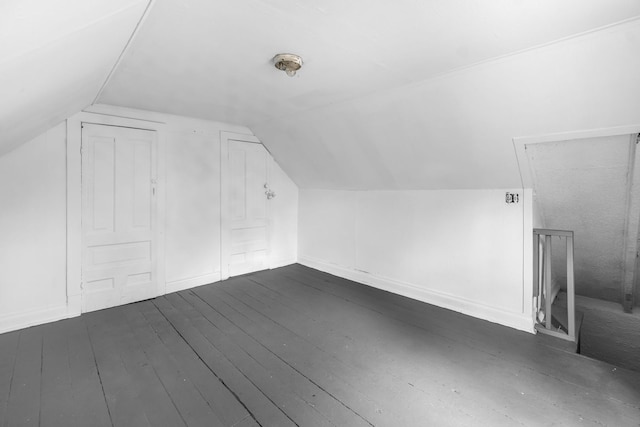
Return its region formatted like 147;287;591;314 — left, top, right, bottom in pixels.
533;233;539;298
567;234;575;340
538;236;544;314
533;228;576;343
544;235;552;330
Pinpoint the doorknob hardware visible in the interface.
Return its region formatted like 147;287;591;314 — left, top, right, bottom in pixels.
264;183;276;200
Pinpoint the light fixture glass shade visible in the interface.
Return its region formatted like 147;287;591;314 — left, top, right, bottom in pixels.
273;53;303;77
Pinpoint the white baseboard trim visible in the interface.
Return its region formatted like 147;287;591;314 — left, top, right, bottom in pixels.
270;257;298;270
299;256;535;333
67;294;82;318
0;271;227;335
0;304;71;335
166;272;222;294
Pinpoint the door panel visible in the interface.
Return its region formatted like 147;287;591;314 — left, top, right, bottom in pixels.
90;136;116;232
227;140;270;276
81;124;157;313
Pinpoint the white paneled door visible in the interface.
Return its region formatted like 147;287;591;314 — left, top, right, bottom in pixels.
226;140;270;277
81;124;158;313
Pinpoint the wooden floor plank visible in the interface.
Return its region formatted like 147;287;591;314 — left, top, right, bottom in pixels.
243;271;639;426
196;282;476;426
163;293;330;427
98;306;189;427
39;321;75;427
0;264;638;426
230;416;261;427
275;266;640;423
152;296;296;427
66;317;112;427
282;266;640;405
136;300;252;427
177;290;374;427
4;327;42;427
192;286;428;426
122;302;226;427
284;265;538;356
84;308;155;427
0;331;19;426
165;292;340;427
230;275;578;425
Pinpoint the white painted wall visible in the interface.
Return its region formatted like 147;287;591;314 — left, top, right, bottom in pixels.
0;123;68;331
299;191;357;269
162;124;299;291
268;159;299;268
165;130;222;292
0;107;299;333
299;189;534;332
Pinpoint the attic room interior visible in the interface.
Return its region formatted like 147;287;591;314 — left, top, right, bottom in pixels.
1;0;640;425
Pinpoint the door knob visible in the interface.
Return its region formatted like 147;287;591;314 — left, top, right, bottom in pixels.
264;184;276;199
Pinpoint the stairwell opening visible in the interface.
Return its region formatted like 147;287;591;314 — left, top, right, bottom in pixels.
518;130;640;372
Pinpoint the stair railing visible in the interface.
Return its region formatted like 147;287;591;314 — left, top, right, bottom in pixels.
533;229;576;342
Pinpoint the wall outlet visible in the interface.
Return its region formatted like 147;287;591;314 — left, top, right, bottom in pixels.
505;192;519;204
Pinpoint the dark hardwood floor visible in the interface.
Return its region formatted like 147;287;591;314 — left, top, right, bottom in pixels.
1;264;639;426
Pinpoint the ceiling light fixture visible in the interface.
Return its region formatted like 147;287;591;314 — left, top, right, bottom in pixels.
273;53;303;77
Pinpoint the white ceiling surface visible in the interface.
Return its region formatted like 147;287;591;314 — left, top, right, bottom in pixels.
98;0;640;189
528;135;632;302
0;0;149;155
3;1;640;189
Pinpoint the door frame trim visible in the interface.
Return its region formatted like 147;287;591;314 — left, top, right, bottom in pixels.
66;112;167;317
220;131;265;280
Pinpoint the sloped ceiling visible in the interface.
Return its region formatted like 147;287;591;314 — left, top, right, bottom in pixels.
0;0;150;156
97;0;640;189
4;1;640;189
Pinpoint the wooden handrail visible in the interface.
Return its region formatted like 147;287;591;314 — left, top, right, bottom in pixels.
533;228;574;237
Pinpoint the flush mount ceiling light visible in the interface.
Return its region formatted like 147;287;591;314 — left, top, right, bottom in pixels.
273;53;303;77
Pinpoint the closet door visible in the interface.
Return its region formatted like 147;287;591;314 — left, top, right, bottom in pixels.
81;123;158;312
223;137;271;277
